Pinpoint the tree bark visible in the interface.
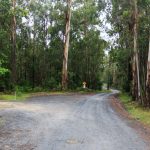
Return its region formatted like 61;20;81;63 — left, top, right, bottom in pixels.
62;0;72;90
146;35;150;106
11;0;17;87
32;16;36;89
132;0;141;101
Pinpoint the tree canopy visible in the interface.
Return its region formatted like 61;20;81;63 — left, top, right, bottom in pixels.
0;0;107;91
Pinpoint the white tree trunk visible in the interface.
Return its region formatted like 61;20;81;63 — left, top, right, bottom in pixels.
146;35;150;104
147;36;150;80
132;0;141;100
62;0;72;90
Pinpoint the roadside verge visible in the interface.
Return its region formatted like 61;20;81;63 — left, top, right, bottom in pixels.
110;93;150;144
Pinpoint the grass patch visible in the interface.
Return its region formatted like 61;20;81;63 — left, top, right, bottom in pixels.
0;93;30;101
0;89;111;102
99;89;112;93
29;90;111;96
70;88;111;94
119;93;150;125
0;90;69;101
29;91;70;97
73;90;111;94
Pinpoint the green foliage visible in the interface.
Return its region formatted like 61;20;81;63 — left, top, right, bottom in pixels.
0;68;9;76
0;93;29;101
119;93;150;125
0;0;107;91
107;0;149;97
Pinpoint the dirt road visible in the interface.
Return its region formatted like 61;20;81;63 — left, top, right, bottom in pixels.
0;93;149;150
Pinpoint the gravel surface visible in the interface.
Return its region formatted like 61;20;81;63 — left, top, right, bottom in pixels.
0;93;149;150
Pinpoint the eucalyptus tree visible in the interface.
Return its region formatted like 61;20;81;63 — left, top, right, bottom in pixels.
62;0;72;90
146;36;150;105
0;0;107;91
108;0;150;106
132;0;141;101
68;0;106;89
11;0;17;86
0;0;11;76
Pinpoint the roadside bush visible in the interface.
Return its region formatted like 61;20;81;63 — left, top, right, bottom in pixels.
15;86;22;96
33;87;45;92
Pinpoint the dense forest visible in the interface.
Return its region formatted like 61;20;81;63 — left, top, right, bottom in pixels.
0;0;150;106
0;0;107;91
107;0;150;107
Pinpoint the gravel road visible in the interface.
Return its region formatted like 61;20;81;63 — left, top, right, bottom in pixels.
0;93;149;150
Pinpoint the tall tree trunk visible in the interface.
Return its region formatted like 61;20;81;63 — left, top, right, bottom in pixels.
132;0;141;101
32;16;36;89
107;57;111;90
83;1;89;84
11;0;17;87
62;0;72;90
146;35;150;106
